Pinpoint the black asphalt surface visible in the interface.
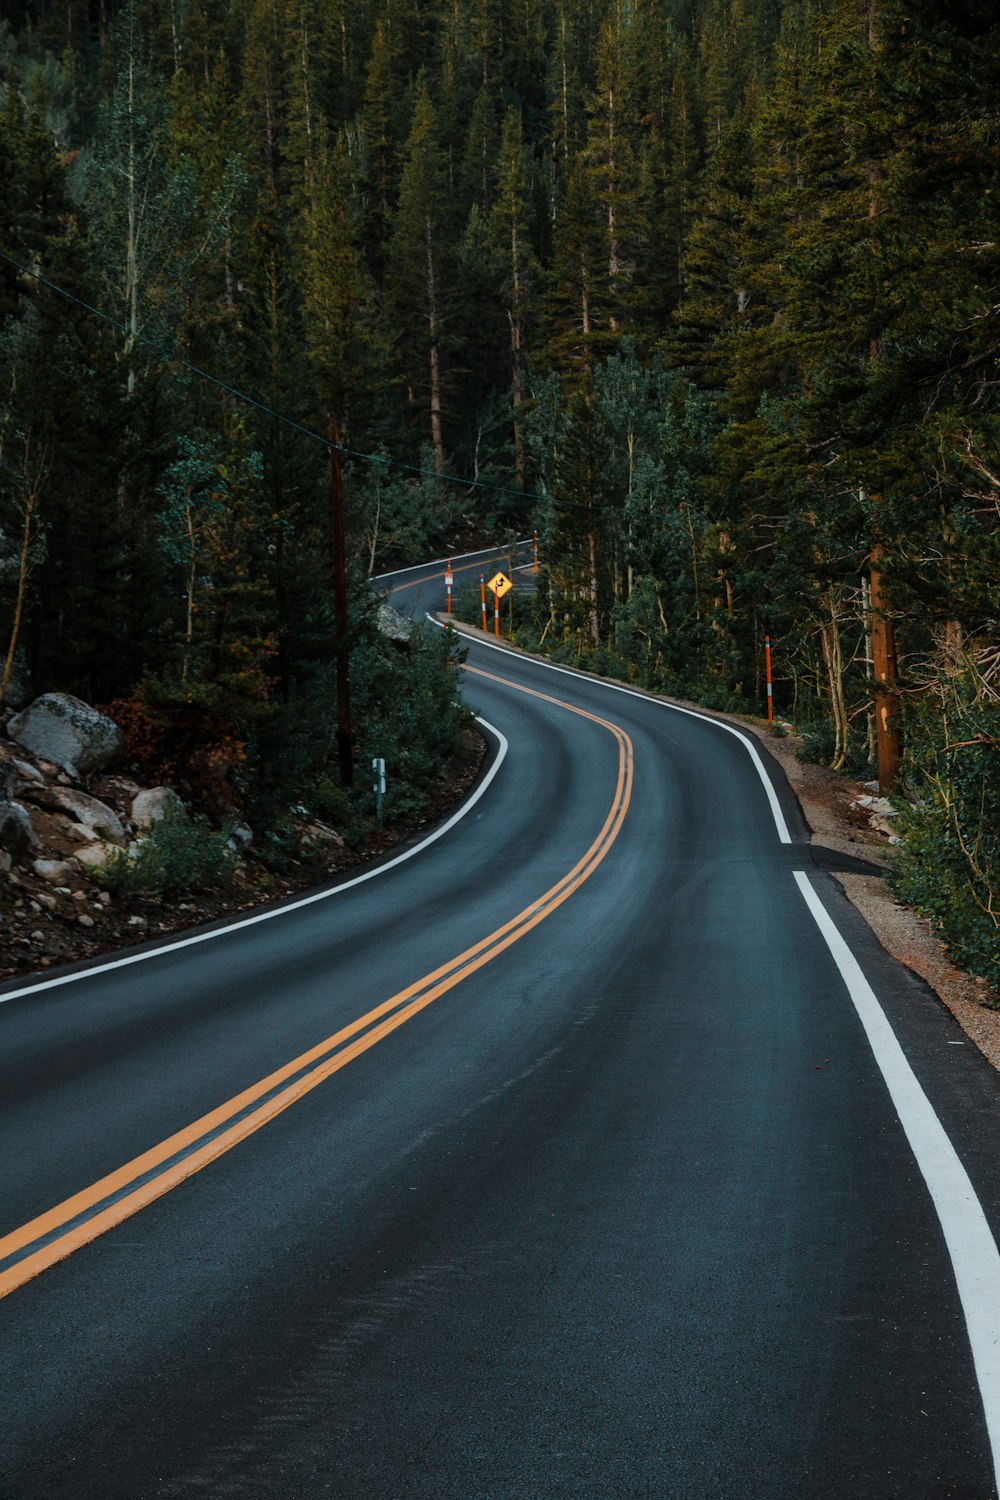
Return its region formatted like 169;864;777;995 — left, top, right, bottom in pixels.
2;544;999;1498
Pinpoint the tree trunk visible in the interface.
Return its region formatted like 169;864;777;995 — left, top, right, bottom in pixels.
870;545;902;788
0;445;43;711
509;216;524;487
426;213;444;474
819;594;848;771
587;527;600;642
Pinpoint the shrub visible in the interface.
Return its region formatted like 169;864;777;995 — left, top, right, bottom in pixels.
104;807;237;898
891;669;1000;990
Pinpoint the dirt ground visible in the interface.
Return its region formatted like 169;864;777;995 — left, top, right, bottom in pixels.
750;720;1000;1070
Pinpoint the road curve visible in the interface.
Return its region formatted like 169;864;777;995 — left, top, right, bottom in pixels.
1;544;1000;1498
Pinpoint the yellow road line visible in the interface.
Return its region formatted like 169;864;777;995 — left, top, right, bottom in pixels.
0;672;632;1301
388;557;500;595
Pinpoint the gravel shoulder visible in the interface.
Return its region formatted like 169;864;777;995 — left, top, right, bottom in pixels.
749;722;1000;1071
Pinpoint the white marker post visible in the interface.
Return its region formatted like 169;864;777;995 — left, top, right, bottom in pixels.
372;757;386;828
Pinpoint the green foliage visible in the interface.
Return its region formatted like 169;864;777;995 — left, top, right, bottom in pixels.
351;617;472;821
891;668;1000;990
103;807;237;898
2;0;999;990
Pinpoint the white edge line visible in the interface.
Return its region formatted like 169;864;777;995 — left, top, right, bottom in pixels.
794;869;1000;1484
435;618;792;844
374;539;532;582
0;717;509;1008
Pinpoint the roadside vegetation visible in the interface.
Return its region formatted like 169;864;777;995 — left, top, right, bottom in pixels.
0;0;997;979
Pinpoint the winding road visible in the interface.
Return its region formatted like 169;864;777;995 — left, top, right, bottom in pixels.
2;545;1000;1498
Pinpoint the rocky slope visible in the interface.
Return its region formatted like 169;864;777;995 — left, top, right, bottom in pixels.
0;692;485;981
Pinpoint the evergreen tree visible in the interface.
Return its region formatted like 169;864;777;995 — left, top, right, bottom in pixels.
387;75;453;472
490;105;538;486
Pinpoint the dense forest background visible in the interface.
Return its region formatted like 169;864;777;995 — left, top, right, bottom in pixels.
0;0;997;978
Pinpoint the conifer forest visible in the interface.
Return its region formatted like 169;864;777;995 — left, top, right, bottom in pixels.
0;0;997;981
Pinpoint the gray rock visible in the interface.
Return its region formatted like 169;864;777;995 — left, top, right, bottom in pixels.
73;841;116;871
377;602;414;645
21;786;126;845
0;850;11;873
0;802;36;859
131;786;184;830
12;759;45;785
857;795;897;817
8;693;123;778
32;858;76;884
871;814;900;836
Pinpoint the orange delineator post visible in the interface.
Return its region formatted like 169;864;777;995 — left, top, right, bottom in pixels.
480;575;487;631
765;635;773;725
446;559;452;615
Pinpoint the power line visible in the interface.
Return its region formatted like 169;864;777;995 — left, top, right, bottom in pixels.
1;246;634;519
0;247;544;505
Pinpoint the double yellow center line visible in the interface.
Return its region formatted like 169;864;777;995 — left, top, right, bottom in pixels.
0;668;632;1300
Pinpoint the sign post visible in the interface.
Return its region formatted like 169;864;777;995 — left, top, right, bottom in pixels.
488;571;512;639
372;756;386;828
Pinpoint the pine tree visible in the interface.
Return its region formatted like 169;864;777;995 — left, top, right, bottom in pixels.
583;13;649;339
541;155;601;387
359;18;398;284
388;75;453;472
490;105;538;485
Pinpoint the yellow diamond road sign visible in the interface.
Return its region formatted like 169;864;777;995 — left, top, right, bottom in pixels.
488;570;513;598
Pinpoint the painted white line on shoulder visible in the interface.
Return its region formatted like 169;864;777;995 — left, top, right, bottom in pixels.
435;618;792;844
794;869;1000;1485
0;717;509;1008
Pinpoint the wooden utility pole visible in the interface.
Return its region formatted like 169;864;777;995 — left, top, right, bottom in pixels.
869;544;901;789
329;419;353;788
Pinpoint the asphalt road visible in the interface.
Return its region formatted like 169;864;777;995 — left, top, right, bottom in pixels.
2;544;1000;1498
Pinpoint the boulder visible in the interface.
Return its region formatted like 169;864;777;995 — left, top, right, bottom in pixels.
131;786;184;830
0;802;36;859
376;603;414;646
73;841;116;871
8;694;123;779
32;858;77;884
21;786;126;845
